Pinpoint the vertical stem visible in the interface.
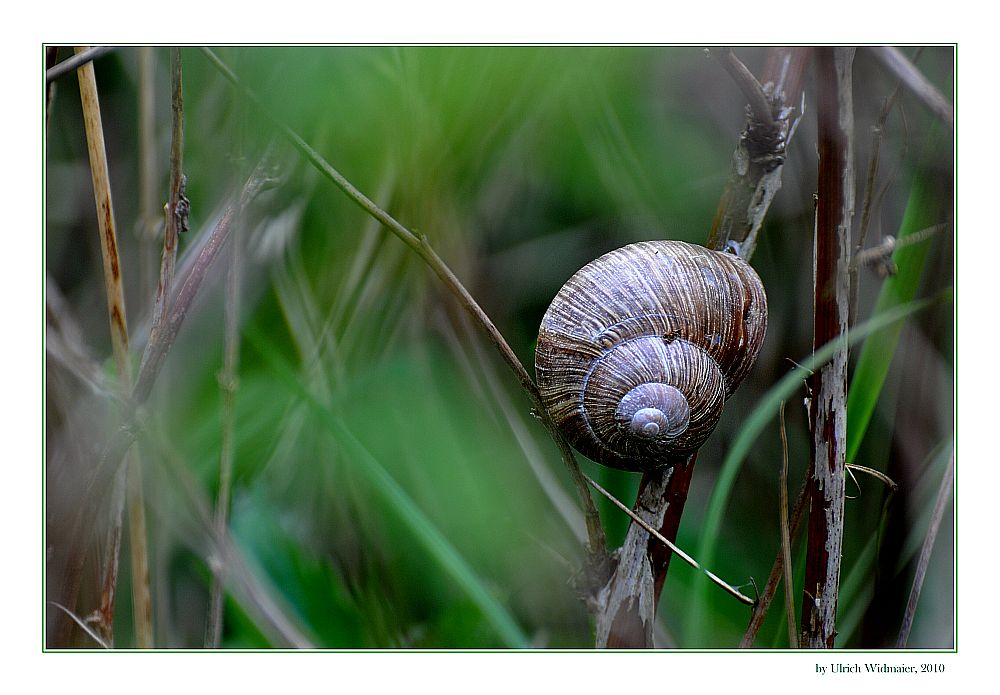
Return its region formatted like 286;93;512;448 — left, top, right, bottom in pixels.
97;471;126;645
76;50;130;373
206;51;245;647
75;46;154;647
137;46;159;299
131;57;160;644
594;452;700;648
594;456;686;648
126;454;154;648
148;47;185;336
800;46;855;648
205;225;241;648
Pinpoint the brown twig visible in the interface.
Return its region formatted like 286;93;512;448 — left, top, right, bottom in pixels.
707;46;810;261
896;449;954;647
800;46;855;649
148;48;185;337
126;453;153;647
867;46;953;130
95;471;126;646
199;47;610;575
132;48;160;649
709;48;774;124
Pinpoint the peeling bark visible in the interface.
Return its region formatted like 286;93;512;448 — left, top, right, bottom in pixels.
800;46;855;649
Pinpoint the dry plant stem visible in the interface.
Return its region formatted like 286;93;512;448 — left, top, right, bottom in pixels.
149;48;185;335
584;474;752;606
199;47;610;570
740;479;808;648
867;46;953;130
845;463;898;491
75;55;130;370
125;455;153;647
778;402;798;648
709;48;774;125
896;449;954;647
47;45;114;83
801;47;855;649
96;473;125;645
595;454;700;648
75;47;154;647
597;47;810;649
707;47;811;259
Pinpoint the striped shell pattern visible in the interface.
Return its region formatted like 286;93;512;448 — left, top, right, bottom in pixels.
535;240;767;472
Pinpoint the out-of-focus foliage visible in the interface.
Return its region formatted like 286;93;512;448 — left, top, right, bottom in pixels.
45;46;954;649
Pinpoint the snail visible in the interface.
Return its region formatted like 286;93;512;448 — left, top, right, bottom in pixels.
534;240;767;472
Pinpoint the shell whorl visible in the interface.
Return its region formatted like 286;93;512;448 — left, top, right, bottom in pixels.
535;240;767;472
617;383;690;440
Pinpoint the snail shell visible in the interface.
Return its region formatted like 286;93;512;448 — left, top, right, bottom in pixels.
534;240;767;472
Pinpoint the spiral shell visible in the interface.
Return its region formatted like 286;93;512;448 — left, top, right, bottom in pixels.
534;240;767;471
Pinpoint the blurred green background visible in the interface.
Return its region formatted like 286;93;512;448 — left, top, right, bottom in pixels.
45;46;954;649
